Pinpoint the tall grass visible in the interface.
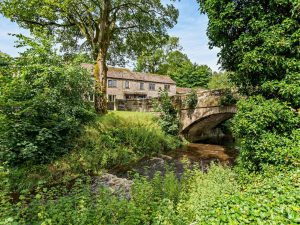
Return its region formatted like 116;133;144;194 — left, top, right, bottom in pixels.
7;112;181;191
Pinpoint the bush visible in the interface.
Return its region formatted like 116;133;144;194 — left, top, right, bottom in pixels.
232;96;300;171
185;89;198;108
220;89;238;106
0;38;95;166
155;90;179;135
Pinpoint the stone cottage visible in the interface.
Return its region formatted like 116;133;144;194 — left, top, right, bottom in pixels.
82;64;177;101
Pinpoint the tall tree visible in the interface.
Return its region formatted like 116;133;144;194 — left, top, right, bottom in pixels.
0;0;178;114
135;36;181;74
199;0;300;170
135;41;212;88
198;0;300;98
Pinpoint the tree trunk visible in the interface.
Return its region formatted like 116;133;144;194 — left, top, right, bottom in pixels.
93;0;111;115
94;49;108;115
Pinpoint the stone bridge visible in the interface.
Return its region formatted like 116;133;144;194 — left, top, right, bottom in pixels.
110;89;237;143
173;90;237;143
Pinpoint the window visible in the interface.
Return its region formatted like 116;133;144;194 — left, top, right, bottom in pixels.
108;95;116;102
164;84;170;91
125;81;130;89
108;79;117;88
140;82;144;90
149;83;155;91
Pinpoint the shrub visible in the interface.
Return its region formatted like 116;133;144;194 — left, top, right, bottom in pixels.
232;96;300;171
0;38;95;166
185;89;198;108
220;89;238;106
155;90;179;135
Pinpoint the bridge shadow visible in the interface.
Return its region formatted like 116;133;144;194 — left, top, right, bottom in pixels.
180;106;236;143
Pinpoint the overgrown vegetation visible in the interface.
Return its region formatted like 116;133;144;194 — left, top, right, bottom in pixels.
6;111;181;191
220;89;238;106
0;37;95;166
199;0;300;171
155;90;179;136
185;89;198;108
2;164;300;224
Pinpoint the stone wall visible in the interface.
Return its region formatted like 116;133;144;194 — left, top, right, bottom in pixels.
108;99;156;112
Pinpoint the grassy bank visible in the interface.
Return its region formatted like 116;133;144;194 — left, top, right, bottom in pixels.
6;111;181;191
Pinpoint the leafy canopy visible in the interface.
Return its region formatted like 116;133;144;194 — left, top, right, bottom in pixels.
0;0;179;64
199;0;300;97
135;39;213;88
199;0;300;170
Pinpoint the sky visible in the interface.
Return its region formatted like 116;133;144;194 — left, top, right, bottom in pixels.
0;0;220;71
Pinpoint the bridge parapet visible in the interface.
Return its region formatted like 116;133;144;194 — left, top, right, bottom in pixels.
172;89;230;110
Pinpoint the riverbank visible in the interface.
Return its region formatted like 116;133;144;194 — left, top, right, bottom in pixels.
2;112;299;224
6;111;181;192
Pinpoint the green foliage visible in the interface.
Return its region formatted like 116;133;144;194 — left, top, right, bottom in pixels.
3;161;300;224
199;0;300;95
72;113;181;173
220;89;238;106
155;90;179;135
199;0;300;171
169;62;212;88
208;71;234;90
135;36;182;74
177;164;238;223
6;112;181;191
135;42;213;88
185;89;198;108
198;167;300;224
1;165;236;224
0;37;95;166
232;96;300;171
0;165;14;225
0;0;179;64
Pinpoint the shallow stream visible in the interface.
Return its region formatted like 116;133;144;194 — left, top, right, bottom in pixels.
112;143;237;179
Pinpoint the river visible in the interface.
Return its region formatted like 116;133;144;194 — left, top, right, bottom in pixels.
112;143;237;179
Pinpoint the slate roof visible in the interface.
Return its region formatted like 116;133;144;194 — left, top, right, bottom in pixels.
82;63;176;85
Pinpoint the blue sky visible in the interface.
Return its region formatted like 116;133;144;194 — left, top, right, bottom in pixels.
0;0;220;71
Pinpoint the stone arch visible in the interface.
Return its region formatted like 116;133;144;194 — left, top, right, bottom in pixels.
180;106;236;143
